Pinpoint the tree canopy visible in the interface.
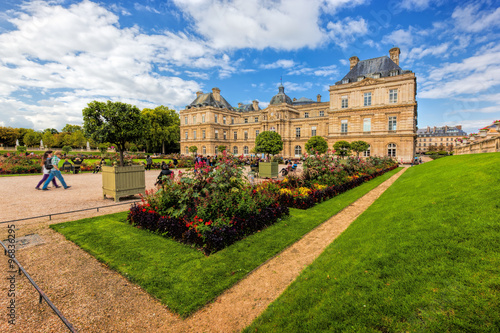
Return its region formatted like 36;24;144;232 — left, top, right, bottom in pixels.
350;140;370;157
141;106;180;154
305;136;328;154
83;100;145;166
255;131;283;157
333;140;352;159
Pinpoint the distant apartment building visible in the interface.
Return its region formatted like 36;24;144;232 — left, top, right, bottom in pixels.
416;125;467;153
180;48;417;161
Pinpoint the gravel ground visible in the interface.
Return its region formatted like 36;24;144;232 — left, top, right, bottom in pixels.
0;167;403;332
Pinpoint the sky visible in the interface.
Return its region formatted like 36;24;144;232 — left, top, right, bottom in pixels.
0;0;499;134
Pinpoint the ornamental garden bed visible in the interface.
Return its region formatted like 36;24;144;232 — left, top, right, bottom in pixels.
128;152;397;254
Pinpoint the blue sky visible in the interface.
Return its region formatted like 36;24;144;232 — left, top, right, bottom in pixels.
0;0;499;133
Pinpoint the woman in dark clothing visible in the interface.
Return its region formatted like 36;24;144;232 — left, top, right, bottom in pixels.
156;164;173;186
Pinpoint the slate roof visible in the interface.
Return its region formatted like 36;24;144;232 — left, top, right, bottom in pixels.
336;56;404;84
270;85;293;105
186;92;234;110
293;97;315;106
236;103;260;112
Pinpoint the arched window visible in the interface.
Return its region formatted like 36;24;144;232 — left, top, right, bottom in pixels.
363;145;371;157
215;146;218;154
294;145;302;156
387;143;396;157
233;146;238;154
202;146;206;155
243;146;249;155
185;146;189;155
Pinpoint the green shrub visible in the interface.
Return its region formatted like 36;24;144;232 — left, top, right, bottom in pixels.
16;145;27;153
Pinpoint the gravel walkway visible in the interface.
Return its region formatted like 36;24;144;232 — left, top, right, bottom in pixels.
0;168;404;332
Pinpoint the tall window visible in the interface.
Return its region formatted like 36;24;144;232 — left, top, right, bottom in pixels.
341;120;348;134
256;130;260;137
363;118;371;132
234;131;237;140
311;126;317;137
388;116;397;131
231;117;234;124
319;110;324;117
363;145;371;157
244;118;248;123
214;130;218;139
389;89;398;103
214;114;218;123
254;117;258;122
202;129;206;139
193;130;196;139
223;116;226;124
304;112;309;118
185;131;188;140
388;143;397;157
233;146;238;154
244;131;248;140
202;146;206;154
184;116;188;125
185;147;189;154
294;145;302;156
341;96;348;108
223;131;227;140
202;114;205;123
364;92;372;106
215;146;218;154
193;115;196;124
296;127;301;138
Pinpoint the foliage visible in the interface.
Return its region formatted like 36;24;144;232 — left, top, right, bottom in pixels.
62;145;72;154
350;140;369;157
23;130;42;148
129;144;138;153
0;127;20;146
98;143;109;155
188;146;198;155
16;145;27;153
141;106;180;154
61;124;82;133
217;145;227;153
83;100;146;166
255;131;283;157
0;154;42;174
305;136;328;154
333;140;351;158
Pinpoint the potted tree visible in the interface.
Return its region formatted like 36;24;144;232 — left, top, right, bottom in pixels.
83;101;146;202
305;135;328;154
255;131;283;178
333;140;352;159
350;140;370;158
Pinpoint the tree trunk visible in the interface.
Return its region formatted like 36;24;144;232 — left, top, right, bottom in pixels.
162;140;165;155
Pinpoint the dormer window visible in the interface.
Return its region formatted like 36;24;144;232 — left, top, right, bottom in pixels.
389;70;399;77
357;76;364;82
372;73;381;79
342;78;349;84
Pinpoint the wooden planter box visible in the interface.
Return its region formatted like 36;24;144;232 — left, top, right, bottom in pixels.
102;165;145;202
259;161;279;178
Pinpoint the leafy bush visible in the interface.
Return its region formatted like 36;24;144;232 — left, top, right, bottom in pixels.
16;146;27;153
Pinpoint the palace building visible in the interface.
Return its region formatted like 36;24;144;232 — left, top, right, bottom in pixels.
180;47;417;161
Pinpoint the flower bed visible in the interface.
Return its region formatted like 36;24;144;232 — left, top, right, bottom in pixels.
0;154;42;174
128;152;397;255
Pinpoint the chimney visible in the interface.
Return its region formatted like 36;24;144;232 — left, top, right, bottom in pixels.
293;97;297;101
238;103;243;108
349;56;359;70
433;126;436;133
252;100;259;111
456;125;462;130
427;126;430;133
389;47;400;66
212;87;221;102
196;91;203;97
317;94;321;102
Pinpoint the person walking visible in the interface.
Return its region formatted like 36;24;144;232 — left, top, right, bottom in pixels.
41;151;71;190
146;155;153;171
35;150;60;190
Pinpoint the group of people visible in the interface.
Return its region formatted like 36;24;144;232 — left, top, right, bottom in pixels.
35;150;71;190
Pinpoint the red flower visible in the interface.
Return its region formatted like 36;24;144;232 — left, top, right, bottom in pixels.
142;208;146;212
205;221;212;226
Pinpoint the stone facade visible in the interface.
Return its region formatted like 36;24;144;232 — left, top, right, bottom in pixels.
416;125;467;153
454;123;500;155
180;48;418;162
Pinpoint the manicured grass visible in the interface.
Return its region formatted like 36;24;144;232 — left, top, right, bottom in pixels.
51;167;401;317
244;153;500;332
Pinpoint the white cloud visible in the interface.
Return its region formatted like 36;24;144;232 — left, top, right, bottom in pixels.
261;59;297;69
185;71;210;80
287;64;338;77
282;81;313;92
452;4;500;33
397;0;434;11
326;17;369;49
322;0;367;14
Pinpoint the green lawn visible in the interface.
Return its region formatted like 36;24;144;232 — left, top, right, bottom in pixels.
51;167;401;317
244;153;500;332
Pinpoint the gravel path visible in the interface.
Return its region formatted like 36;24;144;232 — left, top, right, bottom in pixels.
0;168;404;332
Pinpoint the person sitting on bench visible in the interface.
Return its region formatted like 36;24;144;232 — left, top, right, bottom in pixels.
61;159;73;173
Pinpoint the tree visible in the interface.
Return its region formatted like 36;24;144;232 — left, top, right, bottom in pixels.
44;128;59;134
16;145;27;154
350;140;370;157
189;146;198;156
0;127;19;146
23;130;42;148
83;101;145;166
305;136;328;154
255;131;283;158
62;146;72;155
217;145;227;154
62;124;82;133
141;106;180;154
42;131;55;148
333;140;351;159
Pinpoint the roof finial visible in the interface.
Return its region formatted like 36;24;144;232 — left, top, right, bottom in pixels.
280;76;282;86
